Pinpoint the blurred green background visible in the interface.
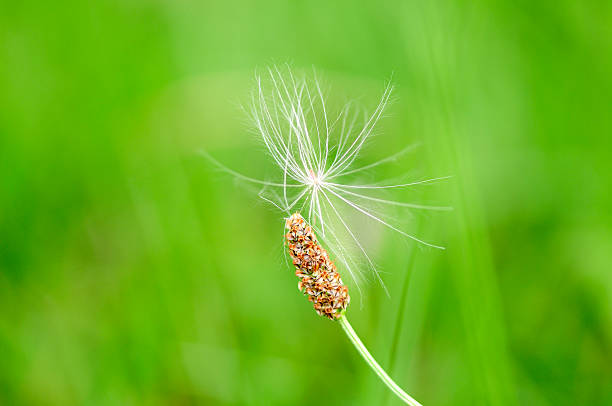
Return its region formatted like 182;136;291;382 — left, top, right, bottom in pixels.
1;1;611;405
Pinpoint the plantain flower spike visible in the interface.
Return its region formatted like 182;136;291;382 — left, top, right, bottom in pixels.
285;212;349;319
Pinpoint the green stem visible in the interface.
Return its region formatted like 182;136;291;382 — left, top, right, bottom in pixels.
338;315;423;406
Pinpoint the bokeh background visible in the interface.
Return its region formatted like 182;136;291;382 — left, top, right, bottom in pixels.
1;1;611;405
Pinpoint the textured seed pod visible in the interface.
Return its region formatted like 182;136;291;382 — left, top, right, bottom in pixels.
285;212;350;320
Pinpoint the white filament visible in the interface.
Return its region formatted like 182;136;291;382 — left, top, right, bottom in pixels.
204;66;450;288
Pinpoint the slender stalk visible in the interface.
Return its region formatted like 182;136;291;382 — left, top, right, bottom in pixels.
338;315;423;406
384;223;421;405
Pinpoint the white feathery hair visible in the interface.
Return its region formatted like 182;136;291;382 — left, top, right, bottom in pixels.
203;66;450;294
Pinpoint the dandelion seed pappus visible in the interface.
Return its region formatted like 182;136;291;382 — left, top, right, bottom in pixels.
202;66;449;294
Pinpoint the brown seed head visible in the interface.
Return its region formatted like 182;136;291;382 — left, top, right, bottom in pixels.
285;212;350;320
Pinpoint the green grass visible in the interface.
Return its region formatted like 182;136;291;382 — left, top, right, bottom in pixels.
1;0;612;405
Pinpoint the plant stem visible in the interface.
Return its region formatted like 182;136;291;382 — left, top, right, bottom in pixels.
338;315;423;406
384;233;420;405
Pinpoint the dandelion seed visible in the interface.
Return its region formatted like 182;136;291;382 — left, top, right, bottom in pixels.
203;66;447;288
